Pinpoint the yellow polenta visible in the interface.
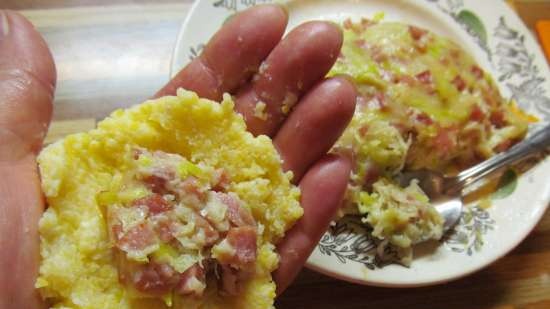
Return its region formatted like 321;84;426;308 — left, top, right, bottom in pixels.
36;89;302;309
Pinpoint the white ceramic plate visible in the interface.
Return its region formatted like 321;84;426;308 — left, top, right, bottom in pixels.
171;0;550;287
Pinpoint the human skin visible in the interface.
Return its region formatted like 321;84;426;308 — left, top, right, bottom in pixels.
0;5;356;308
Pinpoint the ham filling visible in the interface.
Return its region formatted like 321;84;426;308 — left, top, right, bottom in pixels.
103;149;258;298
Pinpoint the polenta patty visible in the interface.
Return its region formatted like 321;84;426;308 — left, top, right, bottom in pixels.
36;90;302;309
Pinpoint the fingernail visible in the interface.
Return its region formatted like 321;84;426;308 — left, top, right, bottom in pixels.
0;10;9;37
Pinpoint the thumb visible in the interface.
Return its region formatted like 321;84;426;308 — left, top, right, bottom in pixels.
0;10;55;309
0;9;56;161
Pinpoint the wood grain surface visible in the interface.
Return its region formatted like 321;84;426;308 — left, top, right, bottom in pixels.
4;1;550;308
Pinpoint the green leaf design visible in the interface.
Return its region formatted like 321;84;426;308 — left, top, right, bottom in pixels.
492;169;518;200
456;10;488;45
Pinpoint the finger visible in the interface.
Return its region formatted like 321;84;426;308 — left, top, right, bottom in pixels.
0;10;56;161
0;10;55;309
274;76;356;182
273;154;351;295
155;4;287;100
234;21;343;136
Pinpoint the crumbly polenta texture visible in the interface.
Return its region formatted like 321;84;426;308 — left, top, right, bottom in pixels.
37;90;302;309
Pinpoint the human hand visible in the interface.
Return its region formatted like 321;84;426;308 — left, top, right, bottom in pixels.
0;5;356;308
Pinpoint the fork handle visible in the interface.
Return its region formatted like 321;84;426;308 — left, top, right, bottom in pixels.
447;124;550;194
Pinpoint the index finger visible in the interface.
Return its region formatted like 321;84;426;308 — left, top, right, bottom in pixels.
155;5;288;100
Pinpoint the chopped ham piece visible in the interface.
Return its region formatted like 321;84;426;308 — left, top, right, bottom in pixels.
194;213;220;246
176;264;206;297
154;216;177;242
143;175;167;194
433;128;456;157
415;70;432;84
133;263;179;294
416;112;434;125
117;223;157;253
495;139;513;152
490;110;506;128
217;193;255;227
452;75;466;92
225;226;257;267
132;194;172;214
112;149;260;299
359;125;369;137
370;45;388;63
471;65;484;79
469;105;485;122
409;25;428;41
178;177;207;207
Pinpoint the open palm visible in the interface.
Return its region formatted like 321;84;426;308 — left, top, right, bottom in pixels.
0;5;356;308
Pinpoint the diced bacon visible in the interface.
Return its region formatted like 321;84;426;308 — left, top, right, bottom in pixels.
178;177;207;207
117;223;157;253
452;75;466;92
416;112;433;125
370;45;387;63
495;139;513;152
433;128;456;156
409;25;427;41
490;110;506;128
225;226;257;267
154;217;178;242
195;214;220;246
153;168;177;183
471;65;484;79
132;194;172;214
359;125;369;137
469;105;485;122
133;263;179;295
217;193;256;227
176;264;206;297
415;70;432;84
212;169;231;192
143;175;168;194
